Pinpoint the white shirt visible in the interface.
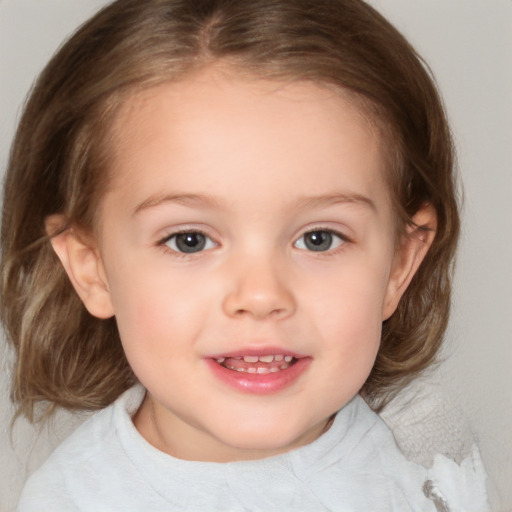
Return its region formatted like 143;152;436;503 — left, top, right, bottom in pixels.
17;386;489;512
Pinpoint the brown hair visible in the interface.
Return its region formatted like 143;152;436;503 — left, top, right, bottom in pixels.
1;0;459;421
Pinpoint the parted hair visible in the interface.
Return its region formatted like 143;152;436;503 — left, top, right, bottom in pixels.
1;0;459;421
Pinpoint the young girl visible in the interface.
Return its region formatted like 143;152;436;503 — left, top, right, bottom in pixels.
1;0;490;510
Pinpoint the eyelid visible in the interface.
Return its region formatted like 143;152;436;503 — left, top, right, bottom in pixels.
157;227;218;253
293;227;349;251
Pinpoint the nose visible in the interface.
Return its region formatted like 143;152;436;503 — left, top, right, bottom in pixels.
222;256;296;321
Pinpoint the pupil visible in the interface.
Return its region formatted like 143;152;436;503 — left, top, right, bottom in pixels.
305;231;332;252
176;233;206;253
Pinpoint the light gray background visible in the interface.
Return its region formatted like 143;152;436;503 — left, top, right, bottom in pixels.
1;1;511;511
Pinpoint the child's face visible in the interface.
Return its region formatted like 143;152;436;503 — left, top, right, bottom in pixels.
59;69;428;462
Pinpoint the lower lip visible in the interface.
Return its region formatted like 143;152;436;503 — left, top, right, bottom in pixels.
205;357;311;395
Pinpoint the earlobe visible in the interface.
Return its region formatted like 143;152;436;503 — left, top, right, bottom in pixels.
382;204;437;320
46;214;115;319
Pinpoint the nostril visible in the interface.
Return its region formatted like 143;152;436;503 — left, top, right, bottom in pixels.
230;303;291;320
222;269;296;319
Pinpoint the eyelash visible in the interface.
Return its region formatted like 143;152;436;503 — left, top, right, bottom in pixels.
157;227;349;257
293;228;349;254
157;229;217;256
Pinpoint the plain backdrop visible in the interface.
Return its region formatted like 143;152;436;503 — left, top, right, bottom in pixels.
1;1;511;511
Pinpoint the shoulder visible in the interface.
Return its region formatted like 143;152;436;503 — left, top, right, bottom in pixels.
17;386;145;512
380;378;476;467
324;395;490;511
17;403;115;511
378;382;491;512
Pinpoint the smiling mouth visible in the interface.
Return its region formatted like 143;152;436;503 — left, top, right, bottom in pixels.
215;354;297;374
207;352;310;394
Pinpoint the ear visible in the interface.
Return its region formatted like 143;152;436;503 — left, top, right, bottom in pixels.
382;204;437;320
46;214;114;319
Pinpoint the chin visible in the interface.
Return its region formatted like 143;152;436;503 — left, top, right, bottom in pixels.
212;417;324;459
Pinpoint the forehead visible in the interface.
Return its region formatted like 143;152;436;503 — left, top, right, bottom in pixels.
104;69;391;214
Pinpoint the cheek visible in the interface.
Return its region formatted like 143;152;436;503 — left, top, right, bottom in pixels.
307;261;388;363
323;300;382;369
107;265;211;355
310;256;389;324
319;298;382;402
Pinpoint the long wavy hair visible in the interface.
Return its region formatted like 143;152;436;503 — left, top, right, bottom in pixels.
1;0;459;421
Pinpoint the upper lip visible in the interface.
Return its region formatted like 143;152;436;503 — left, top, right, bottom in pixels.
207;347;307;359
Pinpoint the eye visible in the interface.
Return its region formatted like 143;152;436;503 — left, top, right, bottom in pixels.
163;231;216;254
294;230;345;252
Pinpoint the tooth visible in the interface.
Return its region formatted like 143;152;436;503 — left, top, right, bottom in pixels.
226;365;236;370
247;367;257;374
280;362;290;370
243;356;259;363
274;355;284;362
284;356;293;362
236;368;245;372
256;367;270;374
270;367;280;373
217;357;226;363
258;355;274;363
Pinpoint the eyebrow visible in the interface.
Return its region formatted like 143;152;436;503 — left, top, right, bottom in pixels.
293;192;376;212
133;191;376;215
133;193;223;215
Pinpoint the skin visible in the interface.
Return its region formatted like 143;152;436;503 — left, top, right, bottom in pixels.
49;68;435;463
